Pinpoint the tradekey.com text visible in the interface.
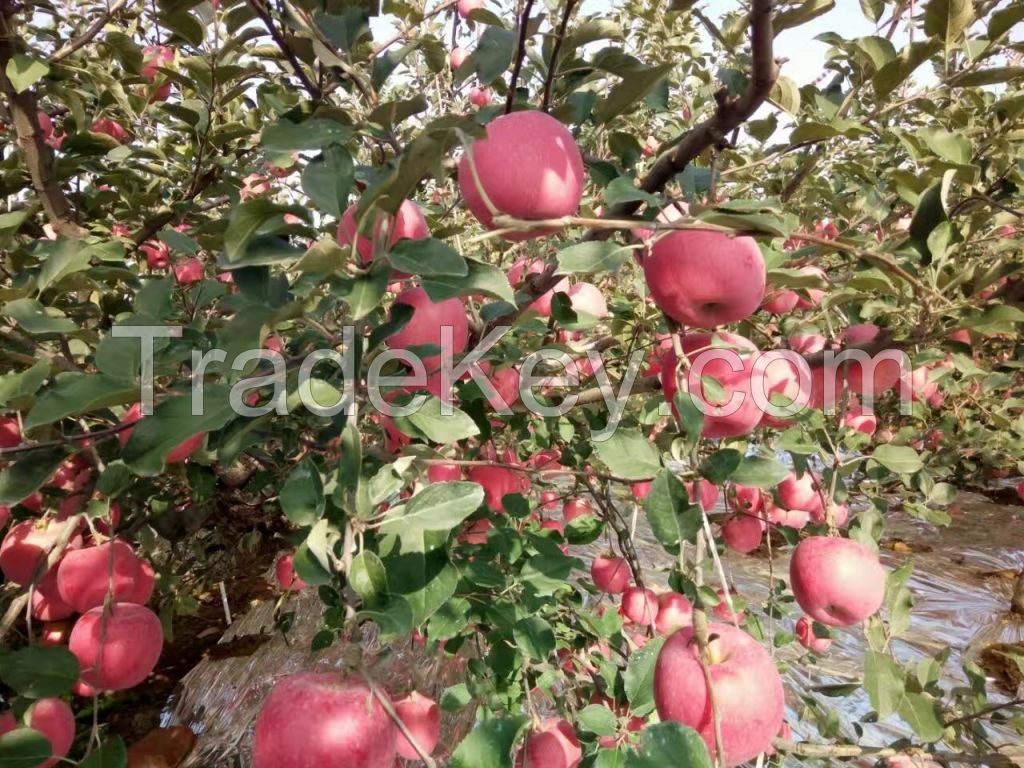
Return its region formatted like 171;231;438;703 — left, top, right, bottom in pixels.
113;325;914;441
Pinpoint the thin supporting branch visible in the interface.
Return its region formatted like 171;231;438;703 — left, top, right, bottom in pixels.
505;0;536;114
361;668;437;768
540;0;578;112
371;0;459;57
50;0;130;63
245;0;322;100
0;421;133;458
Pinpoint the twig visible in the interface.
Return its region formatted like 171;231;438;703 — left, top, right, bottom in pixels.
50;0;130;63
0;421;134;458
245;0;322;100
371;0;459;56
505;0;536;114
361;668;437;768
540;0;578;112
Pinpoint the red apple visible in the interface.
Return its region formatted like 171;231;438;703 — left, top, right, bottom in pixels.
567;282;608;318
141;240;170;269
655;624;784;766
778;471;824;518
644;230;765;328
0;698;75;768
789;536;886;626
684;479;719;511
0;416;20;448
428;462;463;483
337;199;429;268
788;332;827;355
31;567;75;622
69;602;163;690
655;591;693;634
393;691;440;760
660;333;764;439
173;258;204;285
563;497;595;523
516;718;581;768
722;513;765;554
0;519;81;586
729;484;762;514
450;47;468;69
540;490;560;511
57;539;147;612
388;287;469;368
90;118;127;143
795;616;832;652
253;673;397;768
766;504;809;530
130;558;156;604
467;465;526;512
620;586;658;626
119;403;204;463
762;289;799;315
458;110;584;240
842;404;877;435
591;555;631;594
275;552;307;591
457;0;483;17
468;86;492;107
142;45;175;79
794;266;827;308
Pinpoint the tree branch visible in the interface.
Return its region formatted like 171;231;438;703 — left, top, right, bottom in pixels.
245;0;322;100
370;0;459;57
540;0;578;112
50;0;130;63
0;3;84;237
505;0;536;114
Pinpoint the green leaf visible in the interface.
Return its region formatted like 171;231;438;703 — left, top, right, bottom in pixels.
513;616;556;660
301;145;354;218
332;555;383;616
873;41;942;98
388;238;469;277
5;54;49;93
25;373;139;428
603;177;661;207
0;729;52;768
773;0;835;33
626;722;713;768
961;305;1024;334
577;704;618;737
595;63;674;123
357;595;415;640
917;127;972;165
0;448;66;505
908;182;948;263
36;237;90;293
393;396;480;444
730;456;789;488
440;683;473;711
644;469;692;551
897;692;945;742
556;241;634;275
0;646;79;698
594;429;661;480
0;359;49;408
923;0;974;53
864;651;905;718
279;457;326;526
860;0;884;21
380;482;485;537
699;448;743;484
385;550;459;625
261;117;352;152
121;385;236;476
422;258;515;304
337;264;391;320
950;66;1024;87
870;445;924;474
224;200;308;263
989;4;1024;39
469;27;515;85
1;299;77;335
77;737;128;768
449;717;528;768
624;635;666;717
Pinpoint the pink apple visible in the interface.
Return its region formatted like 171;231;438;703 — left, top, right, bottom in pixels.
729;484;763;514
468;86;492;107
388;287;469;368
788;332;827;355
567;282;608;318
713;590;745;623
467;465;527;512
620;586;658;626
947;329;971;345
684;479;719;511
479;361;521;408
795;616;831;652
660;333;764;438
241;173;271;200
141;45;175;80
393;691;440;760
173;257;204;285
57;539;147;612
655;624;785;766
119;403;204;463
762;289;799;315
766;504;809;529
450;47;468;69
655;591;693;634
31;567;75;622
70;602;164;690
591;555;631;594
790;536;886;626
253;673;397;768
90;118;127;143
631;481;652;501
794;266;827;308
515;718;581;768
457;0;483;17
275;552;307;591
0;698;75;768
563;497;595;523
130;558;156;604
459;518;493;545
778;471;824;518
644;230;766;327
458;110;584;240
540;490;560;511
842;403;877;435
722;513;765;554
336;199;429;267
0;519;81;586
141;240;170;269
759;355;802;428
